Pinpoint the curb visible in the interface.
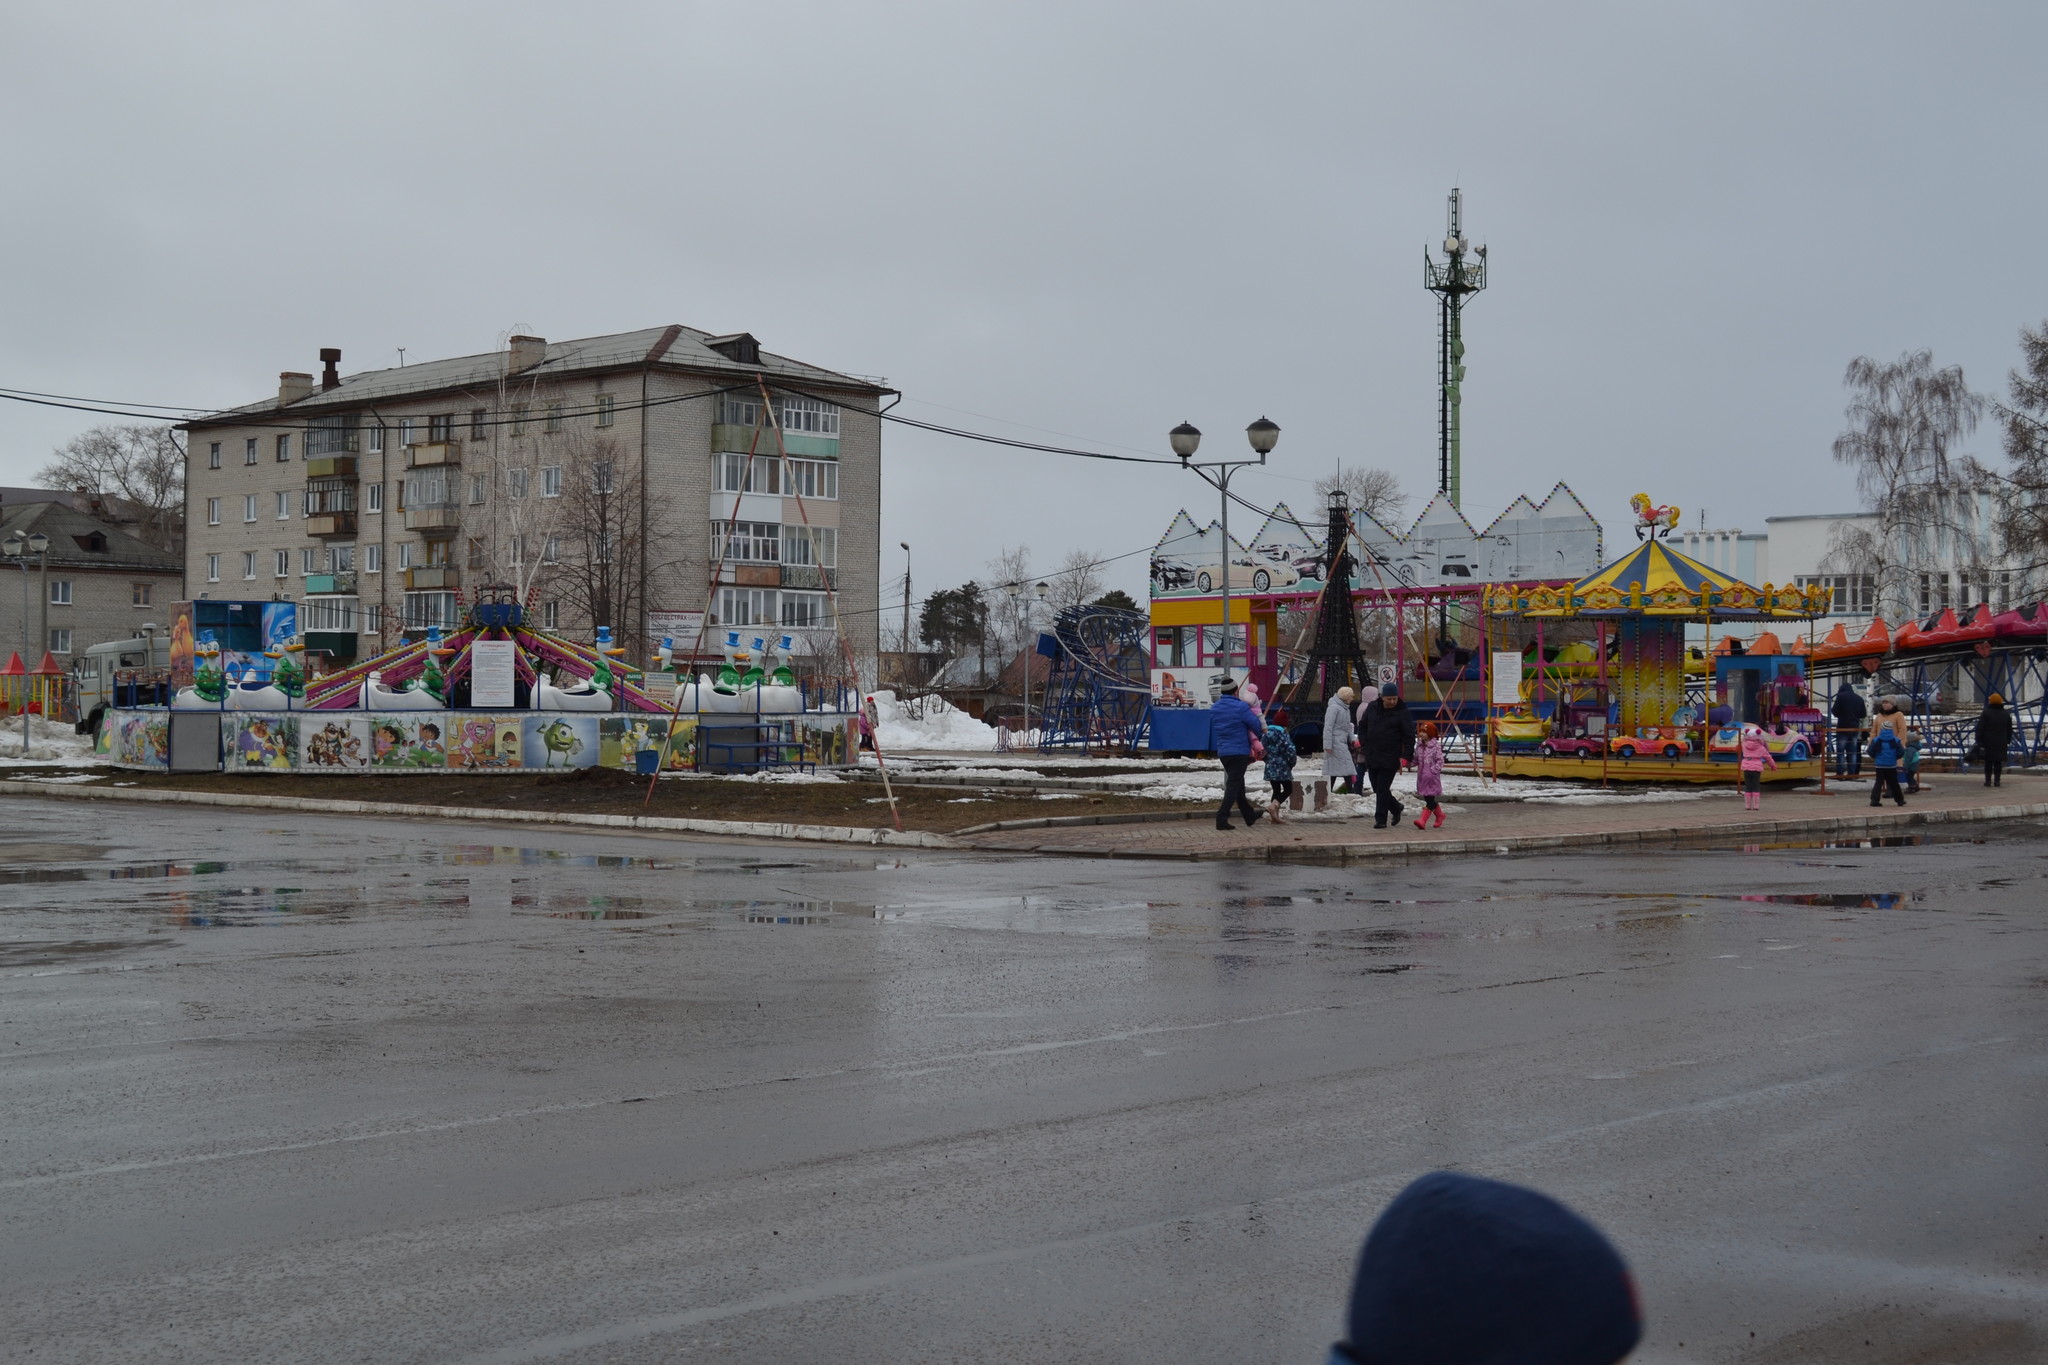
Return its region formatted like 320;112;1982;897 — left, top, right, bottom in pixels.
0;780;959;850
955;798;2048;862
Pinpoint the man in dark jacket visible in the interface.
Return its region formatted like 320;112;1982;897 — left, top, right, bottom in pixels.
1360;688;1417;829
1830;684;1867;778
1208;676;1264;830
1976;693;2015;787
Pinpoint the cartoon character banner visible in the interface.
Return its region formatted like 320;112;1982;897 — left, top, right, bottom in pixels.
300;716;371;769
227;715;298;770
599;716;696;771
98;711;169;769
449;716;523;769
369;714;451;768
524;715;598;769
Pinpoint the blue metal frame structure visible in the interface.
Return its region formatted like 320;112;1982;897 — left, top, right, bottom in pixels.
1036;606;1155;753
1808;644;2048;765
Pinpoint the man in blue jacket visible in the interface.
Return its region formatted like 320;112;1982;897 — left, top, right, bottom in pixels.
1209;675;1264;830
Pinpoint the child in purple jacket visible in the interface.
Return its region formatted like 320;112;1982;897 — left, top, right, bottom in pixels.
1411;722;1446;830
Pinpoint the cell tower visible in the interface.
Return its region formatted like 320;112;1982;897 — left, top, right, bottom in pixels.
1424;187;1487;510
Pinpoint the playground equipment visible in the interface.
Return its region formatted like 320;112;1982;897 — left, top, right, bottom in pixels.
1036;605;1156;753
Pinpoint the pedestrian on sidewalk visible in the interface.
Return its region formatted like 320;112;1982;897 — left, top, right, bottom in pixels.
1902;728;1924;794
1209;676;1264;831
1263;718;1298;824
1869;697;1907;747
1324;1171;1642;1365
1830;683;1867;778
1324;687;1359;796
1868;723;1907;808
1352;683;1380;735
1738;722;1778;811
1975;694;2013;788
1361;687;1417;829
1411;722;1446;829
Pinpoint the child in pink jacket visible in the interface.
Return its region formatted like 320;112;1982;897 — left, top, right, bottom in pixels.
1412;722;1447;829
1738;723;1777;811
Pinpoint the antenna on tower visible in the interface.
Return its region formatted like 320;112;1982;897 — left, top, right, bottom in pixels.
1424;187;1488;510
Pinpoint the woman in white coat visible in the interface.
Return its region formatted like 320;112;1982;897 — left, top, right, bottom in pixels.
1323;687;1359;794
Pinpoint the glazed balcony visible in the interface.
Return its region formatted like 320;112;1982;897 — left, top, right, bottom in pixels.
304;572;358;595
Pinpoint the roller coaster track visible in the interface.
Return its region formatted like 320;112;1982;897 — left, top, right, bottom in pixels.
1037;606;1154;752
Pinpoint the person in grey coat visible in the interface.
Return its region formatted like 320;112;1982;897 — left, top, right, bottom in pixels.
1323;687;1359;793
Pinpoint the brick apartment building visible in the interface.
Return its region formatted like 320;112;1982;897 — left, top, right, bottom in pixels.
0;496;184;664
180;327;890;670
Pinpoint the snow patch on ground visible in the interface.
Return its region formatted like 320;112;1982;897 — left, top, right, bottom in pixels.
867;690;1000;753
716;769;845;785
0;716;96;766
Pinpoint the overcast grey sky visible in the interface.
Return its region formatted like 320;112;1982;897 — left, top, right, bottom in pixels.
3;1;2044;603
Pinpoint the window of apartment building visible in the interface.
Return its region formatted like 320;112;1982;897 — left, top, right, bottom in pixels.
398;542;414;570
541;600;559;630
364;544;381;574
274;550;290;578
711;519;781;563
302;597;357;633
592;460;613;494
403;592;460;630
1797;574;1876;616
276;433;292;462
206;497;221;526
365;482;383;513
425;539;451;568
1917;571;1951;615
508;534;526;566
244;438;258;465
330;545;355;572
206;554;221;582
48;579;72;606
48;628;71;655
782;525;837;568
592;533;612;565
208;442;222;469
544;402;564;433
403;469;456;508
716;451;780;495
366;424;384;453
715;587;777;627
468;474;487;505
399;419;415;446
507;468;528;499
275;490;291;519
541;465;562;498
779;395;840;436
466;537;487;569
301;548;316;574
595;394;615;428
362;602;382;634
243;494;258;523
470;409;487;440
542;535;560;563
307;414;359;457
242;552;258;579
785;457;838;500
132;582;152;607
780;591;828;628
428;413;454;442
511;405;528;435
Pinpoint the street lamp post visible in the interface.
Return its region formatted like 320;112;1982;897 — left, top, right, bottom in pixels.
1171;418;1280;691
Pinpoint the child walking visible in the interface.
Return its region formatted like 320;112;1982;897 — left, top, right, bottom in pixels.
1411;722;1447;829
1262;719;1298;824
1868;724;1907;808
1902;728;1924;794
1738;723;1777;811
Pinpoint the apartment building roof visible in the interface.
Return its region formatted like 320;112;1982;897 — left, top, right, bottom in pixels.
0;500;181;574
184;325;895;430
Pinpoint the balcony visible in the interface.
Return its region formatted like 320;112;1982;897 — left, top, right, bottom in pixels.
405;441;462;468
710;423;839;460
307;511;357;537
403;504;463;535
305;456;358;480
781;564;837;590
405;566;460;591
304;572;358;595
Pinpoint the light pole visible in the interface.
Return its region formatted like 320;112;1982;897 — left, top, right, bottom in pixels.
1171;418;1280;692
899;541;912;689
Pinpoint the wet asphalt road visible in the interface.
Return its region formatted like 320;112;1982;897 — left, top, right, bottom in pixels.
3;795;2047;1364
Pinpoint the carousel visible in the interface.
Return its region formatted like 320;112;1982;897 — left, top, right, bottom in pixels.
1480;533;1834;783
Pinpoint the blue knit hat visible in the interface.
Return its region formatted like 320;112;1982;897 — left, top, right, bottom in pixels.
1331;1172;1641;1365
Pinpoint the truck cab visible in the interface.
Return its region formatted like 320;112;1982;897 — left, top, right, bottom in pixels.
75;634;171;734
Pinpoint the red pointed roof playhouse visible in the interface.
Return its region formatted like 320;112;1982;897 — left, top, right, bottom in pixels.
32;651;63;676
0;651;23;676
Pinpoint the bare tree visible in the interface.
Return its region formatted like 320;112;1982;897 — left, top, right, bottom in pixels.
37;422;185;551
1824;350;1991;618
1993;319;2048;591
543;434;672;662
1314;465;1407;528
1044;547;1105;614
979;543;1036;656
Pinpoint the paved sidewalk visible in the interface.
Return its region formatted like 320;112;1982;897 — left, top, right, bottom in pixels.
959;772;2048;862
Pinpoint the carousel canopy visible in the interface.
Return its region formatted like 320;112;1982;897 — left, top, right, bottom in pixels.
1483;540;1830;620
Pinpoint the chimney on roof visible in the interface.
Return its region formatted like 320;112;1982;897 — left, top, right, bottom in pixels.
507;335;547;373
279;372;314;405
705;333;761;365
320;347;342;390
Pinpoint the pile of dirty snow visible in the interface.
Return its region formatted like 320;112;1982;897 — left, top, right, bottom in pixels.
866;690;999;752
0;715;97;766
